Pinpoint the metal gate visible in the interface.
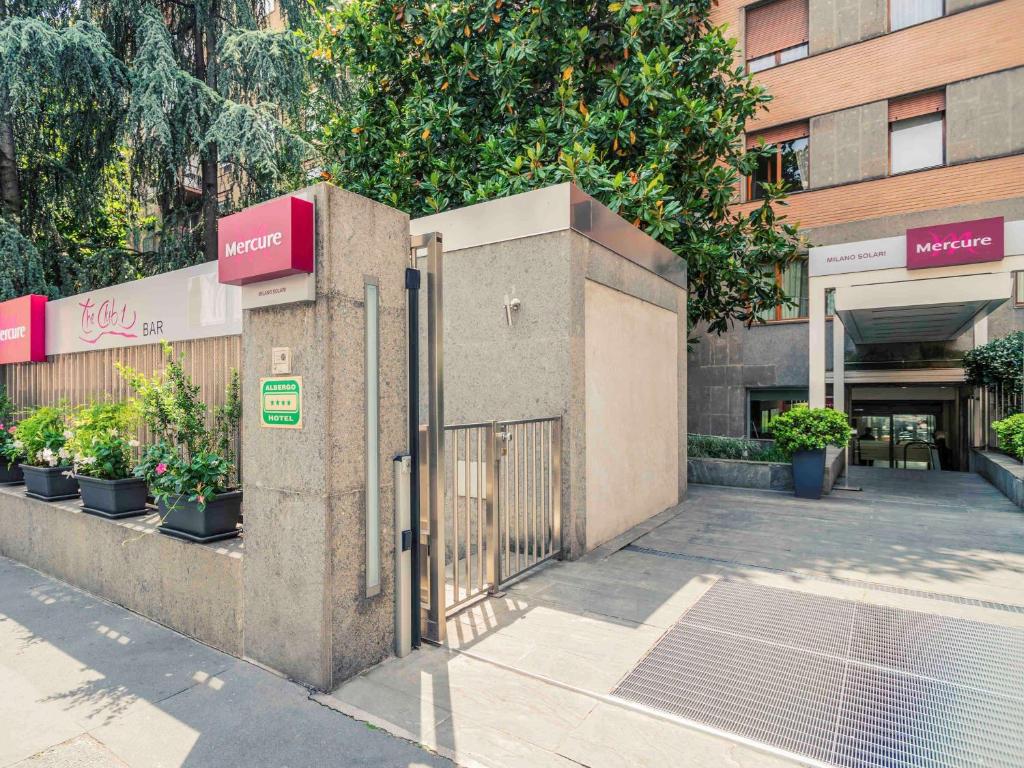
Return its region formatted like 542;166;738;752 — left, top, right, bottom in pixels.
417;418;562;640
409;232;562;645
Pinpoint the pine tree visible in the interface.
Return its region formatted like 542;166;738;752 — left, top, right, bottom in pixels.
0;0;314;300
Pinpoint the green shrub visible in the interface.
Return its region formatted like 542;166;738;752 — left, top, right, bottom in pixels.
992;413;1024;461
688;434;788;463
68;401;140;480
117;342;241;510
0;386;17;466
769;406;851;459
4;405;72;467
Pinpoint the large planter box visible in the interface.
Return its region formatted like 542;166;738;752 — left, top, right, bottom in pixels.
688;456;793;491
78;476;150;519
688;447;846;496
0;461;24;485
972;449;1024;508
792;449;826;500
157;490;242;543
21;465;79;500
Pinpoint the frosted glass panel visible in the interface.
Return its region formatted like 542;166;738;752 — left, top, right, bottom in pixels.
365;282;381;597
890;114;943;174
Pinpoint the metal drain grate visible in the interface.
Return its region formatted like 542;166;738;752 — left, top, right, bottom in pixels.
612;580;1024;768
625;544;1024;614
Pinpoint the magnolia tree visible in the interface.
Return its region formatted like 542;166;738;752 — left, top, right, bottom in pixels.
310;0;805;331
0;0;316;299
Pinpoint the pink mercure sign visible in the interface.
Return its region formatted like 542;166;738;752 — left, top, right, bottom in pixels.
906;216;1004;270
0;294;47;364
218;196;314;286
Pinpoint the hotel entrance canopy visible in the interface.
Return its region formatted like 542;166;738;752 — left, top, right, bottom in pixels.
834;273;1012;344
806;216;1024;410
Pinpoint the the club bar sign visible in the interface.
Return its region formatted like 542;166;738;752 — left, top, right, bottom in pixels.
218;195;314;285
906;216;1004;269
0;295;47;364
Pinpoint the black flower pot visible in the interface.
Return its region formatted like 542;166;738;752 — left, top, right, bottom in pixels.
21;464;80;501
792;449;826;500
0;460;24;485
78;476;150;519
157;490;242;543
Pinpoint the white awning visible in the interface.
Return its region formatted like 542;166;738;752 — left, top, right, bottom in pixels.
834;273;1012;344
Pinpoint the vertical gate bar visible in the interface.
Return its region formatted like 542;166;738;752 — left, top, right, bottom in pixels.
464;428;471;597
422;232;445;642
542;420;549;559
476;427;484;591
451;431;459;604
552;418;562;556
500;425;507;580
530;422;537;565
524;423;532;566
514;424;521;575
418;425;430;635
486;422;499;592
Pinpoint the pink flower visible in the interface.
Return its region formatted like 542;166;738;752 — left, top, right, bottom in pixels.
7;427;14;434
155;463;168;476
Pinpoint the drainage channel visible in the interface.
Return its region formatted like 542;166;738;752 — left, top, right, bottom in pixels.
613;579;1024;768
625;544;1024;614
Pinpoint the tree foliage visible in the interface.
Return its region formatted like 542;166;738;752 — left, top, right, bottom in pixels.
963;331;1024;389
0;0;315;300
310;0;805;330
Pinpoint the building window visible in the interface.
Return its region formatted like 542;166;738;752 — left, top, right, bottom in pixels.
746;123;809;201
889;91;945;174
749;389;809;439
1015;273;1024;306
757;258;809;321
890;0;943;31
745;0;808;73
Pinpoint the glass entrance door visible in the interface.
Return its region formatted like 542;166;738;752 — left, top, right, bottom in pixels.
852;406;942;470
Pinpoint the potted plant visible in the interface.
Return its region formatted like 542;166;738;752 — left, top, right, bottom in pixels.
770;405;852;499
118;342;242;542
0;386;24;485
9;405;79;500
69;401;149;519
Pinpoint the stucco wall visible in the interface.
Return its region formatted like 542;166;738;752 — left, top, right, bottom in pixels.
583;280;680;550
435;230;686;558
810;101;888;188
809;0;885;55
947;67;1024;165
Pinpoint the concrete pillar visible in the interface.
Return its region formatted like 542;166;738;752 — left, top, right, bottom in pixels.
809;282;828;407
832;314;846;414
240;184;409;690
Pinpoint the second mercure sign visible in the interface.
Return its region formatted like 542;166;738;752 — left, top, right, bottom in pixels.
906;216;1004;269
218;195;314;286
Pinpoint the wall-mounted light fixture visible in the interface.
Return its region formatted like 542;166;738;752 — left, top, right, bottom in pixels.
503;288;522;327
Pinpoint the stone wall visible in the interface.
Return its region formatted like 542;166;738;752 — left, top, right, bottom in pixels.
947;67;1024;165
972;449;1024;508
809;0;885;55
0;487;243;655
809;101;888;188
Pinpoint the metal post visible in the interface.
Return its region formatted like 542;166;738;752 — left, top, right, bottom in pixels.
404;256;421;648
412;232;445;644
486;421;501;593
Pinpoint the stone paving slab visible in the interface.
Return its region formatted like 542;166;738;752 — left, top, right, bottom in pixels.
328;467;1024;768
0;556;450;768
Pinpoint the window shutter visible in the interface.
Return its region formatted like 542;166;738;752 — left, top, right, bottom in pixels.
745;0;809;60
888;90;945;123
746;121;809;149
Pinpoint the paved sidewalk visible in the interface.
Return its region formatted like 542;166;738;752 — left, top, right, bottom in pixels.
322;467;1024;768
0;556;450;768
